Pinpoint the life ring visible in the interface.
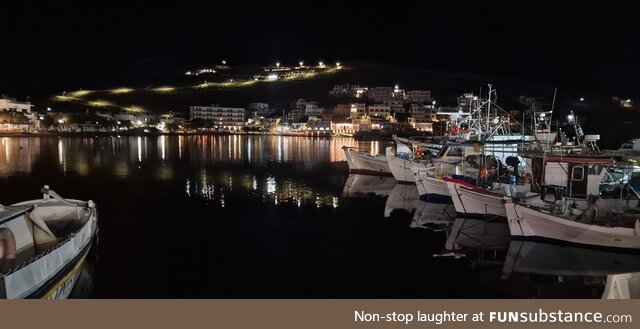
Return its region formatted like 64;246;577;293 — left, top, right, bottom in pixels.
0;228;17;260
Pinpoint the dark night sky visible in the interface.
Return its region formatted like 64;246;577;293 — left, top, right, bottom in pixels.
2;0;639;99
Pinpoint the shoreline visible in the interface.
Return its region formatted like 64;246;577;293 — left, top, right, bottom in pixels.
0;131;397;141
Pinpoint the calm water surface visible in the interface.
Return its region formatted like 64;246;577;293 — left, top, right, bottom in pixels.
1;135;639;298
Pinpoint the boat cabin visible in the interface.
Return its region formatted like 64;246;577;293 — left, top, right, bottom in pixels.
529;156;612;197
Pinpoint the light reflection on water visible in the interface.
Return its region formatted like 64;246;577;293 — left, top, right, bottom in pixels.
0;135;371;177
0;135;380;208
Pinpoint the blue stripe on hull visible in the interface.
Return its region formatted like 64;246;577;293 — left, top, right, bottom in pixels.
419;193;452;203
25;242;93;299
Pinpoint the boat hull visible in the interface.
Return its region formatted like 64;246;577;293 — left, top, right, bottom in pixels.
1;198;98;299
343;147;392;176
413;168;451;202
505;200;640;250
386;148;415;183
449;181;507;218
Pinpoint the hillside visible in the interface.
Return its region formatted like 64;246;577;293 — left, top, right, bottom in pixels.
35;61;639;149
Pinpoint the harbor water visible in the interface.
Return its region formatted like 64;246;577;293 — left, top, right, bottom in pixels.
1;135;639;298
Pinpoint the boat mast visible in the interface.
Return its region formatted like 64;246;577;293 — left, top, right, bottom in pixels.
549;87;557;150
486;84;492;139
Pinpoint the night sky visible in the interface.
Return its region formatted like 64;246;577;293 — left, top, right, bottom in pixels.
2;1;639;99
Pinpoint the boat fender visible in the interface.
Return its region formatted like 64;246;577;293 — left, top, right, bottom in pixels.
0;228;17;260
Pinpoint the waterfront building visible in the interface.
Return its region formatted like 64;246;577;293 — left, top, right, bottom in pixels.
0;96;36;123
408;117;433;132
307;117;332;133
367;104;392;119
331;121;359;135
189;105;245;131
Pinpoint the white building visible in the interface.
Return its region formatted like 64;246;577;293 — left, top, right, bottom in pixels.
367;104;392;119
458;93;480;110
0;96;36;123
405;90;432;103
408;118;433;132
307;118;332;133
392;87;406;100
368;87;395;102
349;103;367;119
190;105;245;131
114;113;159;127
409;104;437;121
353;87;368;99
294;98;319;110
329;84;351;96
304;104;324;116
383;100;405;113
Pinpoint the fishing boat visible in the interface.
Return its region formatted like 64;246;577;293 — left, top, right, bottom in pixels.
342;146;392;176
504;194;640;250
0;186;98;299
386;136;443;183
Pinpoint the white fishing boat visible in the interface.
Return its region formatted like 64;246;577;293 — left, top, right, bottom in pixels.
412;167;451;202
386;147;415;183
504;196;640;250
342;174;396;197
342;146;392;176
445;177;536;218
386;136;443;183
1;186;98;299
